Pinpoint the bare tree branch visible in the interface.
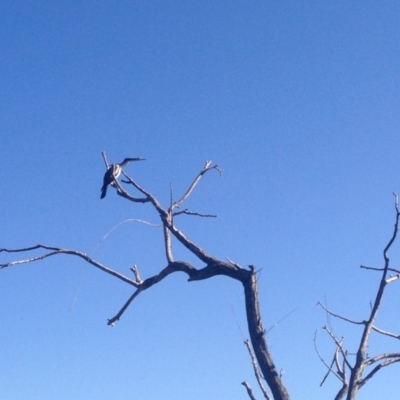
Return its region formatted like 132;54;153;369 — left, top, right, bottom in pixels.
363;352;400;367
316;302;364;325
115;176;151;203
173;209;217;218
107;261;196;324
360;265;400;283
163;222;174;263
105;257;249;325
314;330;345;384
359;355;400;387
0;245;138;287
166;222;220;265
108;288;143;326
371;325;400;340
360;264;400;274
241;381;258;400
170;161;222;211
244;339;272;400
323;326;352;371
120;165;225;266
130;264;143;284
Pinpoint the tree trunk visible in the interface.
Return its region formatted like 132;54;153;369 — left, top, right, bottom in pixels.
243;268;290;400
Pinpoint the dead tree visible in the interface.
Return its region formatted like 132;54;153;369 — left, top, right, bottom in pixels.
315;194;400;400
0;157;290;400
2;156;399;399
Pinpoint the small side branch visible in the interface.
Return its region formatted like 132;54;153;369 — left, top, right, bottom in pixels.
130;264;143;284
316;301;364;325
364;352;400;368
173;209;217;218
360;265;400;273
108;288;142;326
360;265;400;283
171;161;222;211
371;325;400;340
244;339;271;400
241;381;258;400
323;326;352;371
314;330;345;384
107;262;193;325
359;354;400;387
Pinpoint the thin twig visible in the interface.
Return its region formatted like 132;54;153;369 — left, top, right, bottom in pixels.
173;210;217;218
314;330;344;384
323;326;352;370
130;264;143;284
244;340;271;400
317;301;364;325
371;325;400;340
108;288;143;325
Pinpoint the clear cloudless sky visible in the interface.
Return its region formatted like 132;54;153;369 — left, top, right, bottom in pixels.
1;1;399;399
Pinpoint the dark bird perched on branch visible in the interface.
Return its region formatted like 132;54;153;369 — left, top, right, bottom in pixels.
100;158;145;199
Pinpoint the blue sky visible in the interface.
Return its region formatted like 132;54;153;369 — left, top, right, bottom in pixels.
1;1;400;399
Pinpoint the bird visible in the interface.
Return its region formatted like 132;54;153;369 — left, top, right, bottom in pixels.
100;157;145;199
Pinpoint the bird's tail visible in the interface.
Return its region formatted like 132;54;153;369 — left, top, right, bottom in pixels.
100;185;107;199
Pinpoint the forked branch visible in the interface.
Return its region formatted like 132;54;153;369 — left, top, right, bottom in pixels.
170;160;222;211
317;193;400;400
